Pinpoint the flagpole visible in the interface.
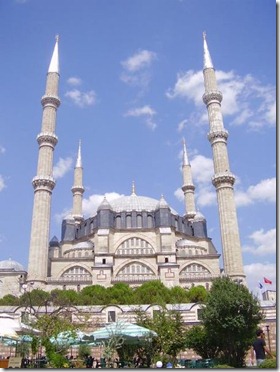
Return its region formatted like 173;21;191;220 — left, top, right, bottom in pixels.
258;288;263;301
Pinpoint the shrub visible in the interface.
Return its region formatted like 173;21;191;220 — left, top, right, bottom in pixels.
214;364;234;368
258;358;277;368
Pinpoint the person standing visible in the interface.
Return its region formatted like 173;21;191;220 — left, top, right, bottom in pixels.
251;329;274;366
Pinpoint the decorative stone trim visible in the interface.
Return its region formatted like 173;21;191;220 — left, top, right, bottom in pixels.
182;184;195;192
41;95;61;108
37;132;58;147
207;130;228;144
202;90;223;105
32;175;56;191
71;185;85;193
212;172;235;188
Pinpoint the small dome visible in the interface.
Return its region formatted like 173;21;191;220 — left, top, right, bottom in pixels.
156;195;170;210
97;197;113;211
0;259;25;271
49;236;60;247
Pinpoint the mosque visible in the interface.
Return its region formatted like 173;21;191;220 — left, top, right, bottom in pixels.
0;34;246;298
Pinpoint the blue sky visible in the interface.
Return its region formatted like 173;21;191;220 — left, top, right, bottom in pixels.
0;0;276;296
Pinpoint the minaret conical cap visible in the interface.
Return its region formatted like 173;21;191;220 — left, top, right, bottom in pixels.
182;138;189;166
203;32;213;69
76;140;82;168
48;35;59;73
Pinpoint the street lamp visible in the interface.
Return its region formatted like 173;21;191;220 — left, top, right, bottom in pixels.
265;325;271;351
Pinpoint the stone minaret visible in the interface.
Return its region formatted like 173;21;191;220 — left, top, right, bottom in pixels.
27;36;60;285
181;138;196;219
71;140;85;222
202;32;245;283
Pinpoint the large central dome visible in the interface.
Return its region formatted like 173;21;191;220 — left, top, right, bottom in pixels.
109;193;178;214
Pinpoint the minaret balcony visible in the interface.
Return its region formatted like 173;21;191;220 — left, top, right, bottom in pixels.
32;175;56;191
41;94;61;108
202;90;223;105
71;185;85;193
182;184;195;192
212;172;235;188
207;130;228;144
37;132;58;147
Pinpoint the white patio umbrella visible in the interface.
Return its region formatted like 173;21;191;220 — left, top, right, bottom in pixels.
0;313;40;339
0;315;21;340
89;321;157;344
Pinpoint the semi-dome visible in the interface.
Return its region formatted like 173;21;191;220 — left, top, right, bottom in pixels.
109;193;178;214
0;259;25;271
73;241;94;249
176;238;197;248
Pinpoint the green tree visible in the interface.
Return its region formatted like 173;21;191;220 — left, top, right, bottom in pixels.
197;277;263;368
80;284;108;305
168;286;189;303
0;294;19;305
106;283;135;304
185;325;218;359
136;306;187;364
186;285;207;303
133;280;170;304
49;288;80;306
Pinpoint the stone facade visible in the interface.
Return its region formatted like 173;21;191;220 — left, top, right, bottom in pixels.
46;193;221;292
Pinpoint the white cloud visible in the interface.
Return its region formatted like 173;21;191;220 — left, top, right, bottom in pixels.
121;50;157;72
243;228;276;256
54;192;123;224
174;188;184;202
174;153;216;207
190;155;214;185
234;190;252;207
0;146;5;154
244;262;276;295
247;178;276;203
124;105;157;130
174;150;275;210
120;49;157;88
166;70;204;106
65;89;96;107
54;207;72;224
0;175;6;192
235;177;276;207
83;192;123;217
177;119;188;133
166;69;276;129
196;187;216;207
67;77;82;86
53;157;73;179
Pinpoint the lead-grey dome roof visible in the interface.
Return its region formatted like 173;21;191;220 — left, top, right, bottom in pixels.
0;259;25;271
109;193;178;214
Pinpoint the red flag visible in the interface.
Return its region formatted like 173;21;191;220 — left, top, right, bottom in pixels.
264;277;272;284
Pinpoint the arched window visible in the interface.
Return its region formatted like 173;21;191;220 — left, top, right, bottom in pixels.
115;215;121;229
136;214;142;228
147;215;153;228
61;266;92;281
126;215;132;228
